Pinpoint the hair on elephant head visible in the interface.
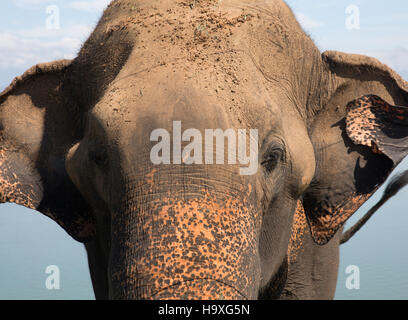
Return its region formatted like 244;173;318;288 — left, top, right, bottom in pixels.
0;0;408;299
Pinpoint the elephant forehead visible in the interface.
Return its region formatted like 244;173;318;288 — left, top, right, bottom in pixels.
91;64;283;139
101;0;288;30
86;0;299;133
93;0;294;96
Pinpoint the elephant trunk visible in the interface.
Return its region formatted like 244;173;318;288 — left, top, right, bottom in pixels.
107;168;261;299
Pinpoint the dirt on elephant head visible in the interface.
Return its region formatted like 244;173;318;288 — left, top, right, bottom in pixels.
86;0;257;60
69;0;323;128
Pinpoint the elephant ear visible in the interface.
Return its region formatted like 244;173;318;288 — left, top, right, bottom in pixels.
0;60;96;242
303;51;408;245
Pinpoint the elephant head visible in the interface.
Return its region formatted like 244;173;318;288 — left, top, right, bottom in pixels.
1;0;408;299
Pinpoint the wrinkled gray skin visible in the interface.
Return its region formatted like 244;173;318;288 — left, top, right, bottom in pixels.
1;0;408;299
279;226;342;300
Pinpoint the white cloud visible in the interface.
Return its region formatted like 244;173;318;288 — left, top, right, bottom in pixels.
12;0;59;8
2;1;109;71
65;0;111;13
12;0;110;12
0;23;93;69
15;24;93;39
295;12;324;30
0;31;83;68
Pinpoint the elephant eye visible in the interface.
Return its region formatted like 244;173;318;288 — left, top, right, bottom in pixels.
88;145;108;167
261;145;284;173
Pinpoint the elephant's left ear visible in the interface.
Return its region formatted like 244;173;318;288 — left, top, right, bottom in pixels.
303;51;408;245
346;94;408;162
0;61;96;242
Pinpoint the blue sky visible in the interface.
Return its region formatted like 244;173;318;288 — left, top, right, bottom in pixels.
0;0;407;92
0;0;109;90
285;0;408;79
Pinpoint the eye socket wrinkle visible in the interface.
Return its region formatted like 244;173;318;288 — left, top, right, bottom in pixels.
262;144;285;173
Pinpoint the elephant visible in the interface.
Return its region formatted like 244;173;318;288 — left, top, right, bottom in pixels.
1;0;408;300
278;171;408;300
269;203;344;300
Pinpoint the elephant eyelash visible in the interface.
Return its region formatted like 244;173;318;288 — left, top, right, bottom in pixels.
261;146;284;173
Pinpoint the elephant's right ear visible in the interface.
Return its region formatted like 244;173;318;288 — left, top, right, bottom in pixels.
0;60;96;242
303;51;408;245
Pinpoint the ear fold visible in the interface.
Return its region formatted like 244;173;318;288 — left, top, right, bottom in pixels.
0;60;95;242
303;51;408;245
